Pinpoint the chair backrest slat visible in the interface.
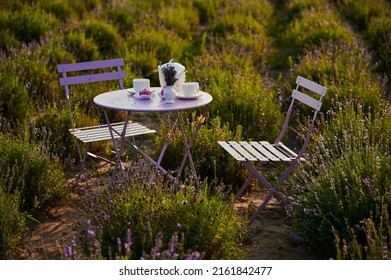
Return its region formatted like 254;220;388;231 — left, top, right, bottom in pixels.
60;71;126;86
291;89;322;111
57;58;124;73
57;58;126;131
296;75;327;96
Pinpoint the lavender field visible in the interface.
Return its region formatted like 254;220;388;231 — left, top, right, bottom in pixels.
0;0;390;260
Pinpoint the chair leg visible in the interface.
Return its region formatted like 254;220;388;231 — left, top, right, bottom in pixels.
235;161;264;200
242;161;284;201
75;139;89;186
247;159;300;225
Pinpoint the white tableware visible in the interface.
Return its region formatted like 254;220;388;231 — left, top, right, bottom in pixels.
158;88;166;99
176;91;202;99
158;59;186;92
127;89;136;96
181;82;199;97
133;78;150;93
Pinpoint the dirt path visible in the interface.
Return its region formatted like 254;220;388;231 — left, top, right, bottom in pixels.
27;178;315;260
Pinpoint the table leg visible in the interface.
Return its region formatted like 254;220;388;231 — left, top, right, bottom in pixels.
174;105;209;186
150;115;178;182
102;108;128;180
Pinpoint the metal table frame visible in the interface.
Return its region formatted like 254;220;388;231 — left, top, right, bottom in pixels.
93;87;213;184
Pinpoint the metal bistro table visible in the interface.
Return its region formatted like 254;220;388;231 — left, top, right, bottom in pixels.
93;87;213;184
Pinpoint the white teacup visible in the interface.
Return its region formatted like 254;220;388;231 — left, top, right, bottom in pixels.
133;78;150;92
181;82;199;97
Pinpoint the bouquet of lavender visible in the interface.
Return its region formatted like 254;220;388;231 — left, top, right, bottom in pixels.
161;61;178;86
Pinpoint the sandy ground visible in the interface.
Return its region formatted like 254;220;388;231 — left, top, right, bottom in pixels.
26;176;316;260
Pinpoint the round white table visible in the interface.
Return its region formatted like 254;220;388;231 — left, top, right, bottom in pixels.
93;87;213;183
94;87;213;113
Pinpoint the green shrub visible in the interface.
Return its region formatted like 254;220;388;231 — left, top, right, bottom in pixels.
0;60;30;122
366;17;391;75
191;57;283;140
336;0;389;30
153;116;247;187
282;6;354;53
0;130;69;213
159;5;200;39
126;29;184;79
0;187;27;259
335;205;391;260
85;19;122;58
93;178;246;260
292;41;384;113
6;8;55;44
63;31;100;62
289;100;391;259
286;0;328;18
193;0;223;24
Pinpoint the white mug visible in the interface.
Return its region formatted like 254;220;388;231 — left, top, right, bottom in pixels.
181;82;199;97
133;78;150;92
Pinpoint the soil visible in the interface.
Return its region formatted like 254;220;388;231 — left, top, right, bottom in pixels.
26;174;316;260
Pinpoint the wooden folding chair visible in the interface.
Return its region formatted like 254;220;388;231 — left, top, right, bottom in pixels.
58;58;156;182
218;76;327;224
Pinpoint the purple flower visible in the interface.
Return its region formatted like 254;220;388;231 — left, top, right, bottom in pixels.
64;246;73;259
101;211;110;219
185;251;201;260
363;178;373;191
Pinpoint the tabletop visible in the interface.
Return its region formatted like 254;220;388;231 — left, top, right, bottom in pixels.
93;87;213;112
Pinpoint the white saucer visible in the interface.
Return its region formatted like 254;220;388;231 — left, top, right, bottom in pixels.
175;91;202;99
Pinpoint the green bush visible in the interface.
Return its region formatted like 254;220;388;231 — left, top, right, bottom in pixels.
292;41;384;113
0;60;29;122
153;116;247;187
6;8;54;44
336;0;389;30
0;187;27;259
0;130;69;213
159;5;200;39
85;19;122;58
193;0;223;24
282;5;354;54
190;54;283;140
126;29;184;79
335;205;391;260
63;31;100;62
289;100;391;258
93;178;246;260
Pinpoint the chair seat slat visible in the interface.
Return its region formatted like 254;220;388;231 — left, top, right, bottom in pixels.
239;141;269;161
228;141;258;161
276;142;298;158
249;141;280;161
71;122;155;143
260;141;292;161
217;141;246;161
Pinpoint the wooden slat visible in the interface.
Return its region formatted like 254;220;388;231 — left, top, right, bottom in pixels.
276;142;298;158
250;141;280;161
218;141;246;161
260;141;291;161
71;122;156;143
296;76;327;96
292;89;322;111
239;141;269;161
57;58;124;73
228;141;258;161
60;71;126;86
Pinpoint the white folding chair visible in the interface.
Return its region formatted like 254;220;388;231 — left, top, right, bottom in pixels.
218;76;327;224
58;58;156;182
